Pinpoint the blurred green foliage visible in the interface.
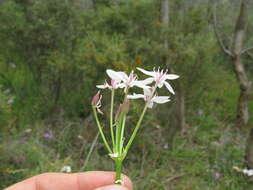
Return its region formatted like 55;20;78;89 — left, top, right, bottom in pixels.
0;0;241;127
0;0;252;189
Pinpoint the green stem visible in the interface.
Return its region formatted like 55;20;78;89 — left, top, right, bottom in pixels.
120;115;126;155
116;118;121;153
92;107;112;154
114;159;123;185
115;96;127;154
124;104;148;156
110;90;115;149
117;91;129;154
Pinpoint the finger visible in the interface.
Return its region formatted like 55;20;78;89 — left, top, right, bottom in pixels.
4;177;36;190
77;171;132;190
5;171;133;190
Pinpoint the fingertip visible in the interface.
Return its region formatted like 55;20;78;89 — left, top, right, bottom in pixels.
76;171;133;190
121;174;133;190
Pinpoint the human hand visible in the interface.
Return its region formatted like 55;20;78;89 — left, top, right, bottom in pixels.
5;171;132;190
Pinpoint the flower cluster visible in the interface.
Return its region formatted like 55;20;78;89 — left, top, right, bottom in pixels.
94;67;179;110
91;67;179;185
233;166;253;177
243;169;253;176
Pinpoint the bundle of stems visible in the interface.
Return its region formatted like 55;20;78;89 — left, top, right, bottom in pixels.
91;68;179;184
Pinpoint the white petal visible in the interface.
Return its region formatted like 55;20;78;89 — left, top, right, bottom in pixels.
141;77;154;85
137;67;156;77
133;81;151;89
96;84;107;89
97;108;104;115
165;74;179;80
106;69;124;81
117;71;128;81
248;170;253;176
164;81;175;94
153;96;170;104
127;94;145;99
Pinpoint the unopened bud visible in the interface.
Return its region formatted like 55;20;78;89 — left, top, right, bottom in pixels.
115;100;130;121
122;99;130;113
115;104;122;121
92;91;103;114
92;91;101;106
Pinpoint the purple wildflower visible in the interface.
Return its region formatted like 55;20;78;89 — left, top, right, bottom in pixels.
197;109;204;116
43;132;54;140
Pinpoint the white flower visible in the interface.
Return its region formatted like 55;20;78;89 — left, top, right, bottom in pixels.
248;170;253;176
7;97;14;104
77;135;84;140
243;169;253;176
163;143;169;149
96;79;121;90
60;165;71;173
97;69;150;91
96;69;124;90
127;88;170;108
4;88;11;94
25;128;32;133
118;71;151;90
137;67;179;94
11;64;16;68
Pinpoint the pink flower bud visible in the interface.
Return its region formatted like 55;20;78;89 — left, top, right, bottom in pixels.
92;91;103;114
92;91;101;106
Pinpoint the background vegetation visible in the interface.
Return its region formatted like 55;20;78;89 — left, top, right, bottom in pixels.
0;0;253;189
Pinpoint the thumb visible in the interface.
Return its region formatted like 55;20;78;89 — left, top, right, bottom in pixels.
94;184;129;190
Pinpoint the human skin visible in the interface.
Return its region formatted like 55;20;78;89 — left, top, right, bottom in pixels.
5;171;132;190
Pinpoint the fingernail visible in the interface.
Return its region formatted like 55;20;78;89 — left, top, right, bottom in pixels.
94;184;129;190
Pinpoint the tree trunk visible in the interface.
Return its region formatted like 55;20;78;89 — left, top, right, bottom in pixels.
213;0;253;170
54;74;62;105
161;0;169;60
78;0;95;9
234;55;251;127
162;0;169;24
161;0;186;148
114;0;119;7
0;0;6;4
231;0;251;128
176;81;185;131
233;0;253;171
167;80;185;149
246;127;253;168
